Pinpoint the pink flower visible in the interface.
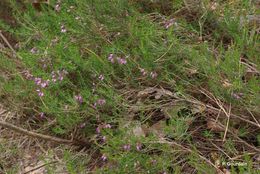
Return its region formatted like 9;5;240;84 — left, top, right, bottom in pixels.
30;47;38;54
80;123;86;128
104;123;111;129
97;99;106;106
74;94;83;104
96;126;101;134
164;18;176;29
36;89;44;97
140;68;147;76
61;25;67;33
123;144;131;151
101;136;106;142
40;80;49;88
101;154;107;161
34;77;42;85
98;74;104;81
108;54;115;63
39;112;45;118
24;71;34;80
117;57;127;64
55;4;61;12
150;71;158;79
136;143;142;151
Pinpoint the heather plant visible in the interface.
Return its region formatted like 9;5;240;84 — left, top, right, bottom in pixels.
0;0;259;173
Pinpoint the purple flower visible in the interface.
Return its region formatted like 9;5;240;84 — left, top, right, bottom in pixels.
101;154;107;161
39;112;45;118
74;94;83;104
55;4;61;12
151;159;157;165
96;126;101;134
140;68;147;76
104;123;111;129
30;47;38;54
61;25;67;33
232;92;244;100
136;143;142;151
40;80;49;88
123;144;131;151
80;123;86;128
164;18;176;29
36;89;44;97
93;102;97;109
108;54;115;63
97;99;106;106
101;136;106;142
98;74;104;81
24;71;34;80
150;71;158;79
34;77;42;86
117;57;127;64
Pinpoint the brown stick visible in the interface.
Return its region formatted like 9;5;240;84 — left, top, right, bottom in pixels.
0;120;87;146
0;30;20;59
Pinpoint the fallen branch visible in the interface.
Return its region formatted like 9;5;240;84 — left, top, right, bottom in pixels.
0;30;21;59
0;120;89;147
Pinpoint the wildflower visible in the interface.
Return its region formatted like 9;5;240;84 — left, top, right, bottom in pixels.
104;123;111;129
108;54;115;63
98;74;104;81
61;25;67;33
123;144;131;151
136;142;142;151
80;123;86;128
150;71;158;79
93;102;97;109
74;94;83;104
24;71;34;80
96;126;101;134
36;89;44;97
140;68;147;76
39;112;45;118
34;77;42;86
97;99;106;106
30;47;38;54
232;92;243;100
40;80;49;88
151;159;157;165
117;57;127;64
101;154;107;161
164;18;176;29
101;136;106;142
51;71;57;82
55;4;61;12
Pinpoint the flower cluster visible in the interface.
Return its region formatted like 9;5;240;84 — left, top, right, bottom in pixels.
23;69;68;97
139;68;158;79
55;0;61;12
61;24;67;33
108;54;127;65
74;94;83;104
51;70;68;82
94;98;106;108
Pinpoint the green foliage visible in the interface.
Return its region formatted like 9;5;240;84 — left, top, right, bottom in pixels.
0;0;259;173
